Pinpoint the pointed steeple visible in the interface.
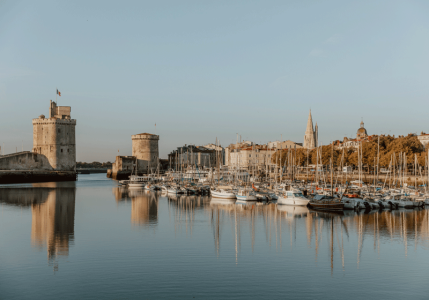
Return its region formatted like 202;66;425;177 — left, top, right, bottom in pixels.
304;110;316;149
305;110;314;135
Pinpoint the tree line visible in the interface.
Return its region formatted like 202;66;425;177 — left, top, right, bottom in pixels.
76;161;113;168
271;135;428;168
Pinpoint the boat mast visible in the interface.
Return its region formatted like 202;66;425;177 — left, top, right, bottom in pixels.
331;142;334;197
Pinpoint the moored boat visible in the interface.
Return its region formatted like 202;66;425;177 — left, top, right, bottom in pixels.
277;189;310;206
308;195;344;211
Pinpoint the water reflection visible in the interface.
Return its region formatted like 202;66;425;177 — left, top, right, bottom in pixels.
112;187;158;226
204;198;429;270
110;190;429;269
167;194;211;235
0;184;76;271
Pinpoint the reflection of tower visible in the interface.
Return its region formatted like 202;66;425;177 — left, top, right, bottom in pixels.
31;188;76;260
130;191;158;225
112;187;130;202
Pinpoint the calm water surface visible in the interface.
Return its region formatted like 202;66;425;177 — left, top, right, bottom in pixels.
1;174;429;299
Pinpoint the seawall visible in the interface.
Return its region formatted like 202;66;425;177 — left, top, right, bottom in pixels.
0;170;77;184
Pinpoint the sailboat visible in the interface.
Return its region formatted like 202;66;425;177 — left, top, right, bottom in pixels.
308;143;344;211
235;187;257;201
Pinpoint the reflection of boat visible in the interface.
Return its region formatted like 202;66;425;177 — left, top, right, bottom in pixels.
167;194;181;201
276;204;309;216
210;198;236;205
308;209;344;217
277;189;310;206
236;200;257;206
308;195;344;211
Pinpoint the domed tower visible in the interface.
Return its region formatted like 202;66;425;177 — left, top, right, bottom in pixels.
132;133;159;173
356;120;368;140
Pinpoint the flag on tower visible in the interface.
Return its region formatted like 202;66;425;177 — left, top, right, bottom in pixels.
56;89;61;96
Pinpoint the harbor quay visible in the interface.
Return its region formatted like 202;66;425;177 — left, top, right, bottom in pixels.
0;170;76;184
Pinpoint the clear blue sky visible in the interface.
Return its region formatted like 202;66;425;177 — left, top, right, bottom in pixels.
1;0;428;162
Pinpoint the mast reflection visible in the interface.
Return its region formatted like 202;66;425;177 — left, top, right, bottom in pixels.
204;197;429;270
167;194;210;235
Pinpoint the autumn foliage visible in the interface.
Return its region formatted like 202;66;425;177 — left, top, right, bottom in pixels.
271;135;428;168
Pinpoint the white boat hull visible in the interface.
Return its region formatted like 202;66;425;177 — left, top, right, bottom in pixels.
128;183;145;188
211;191;236;199
236;195;257;201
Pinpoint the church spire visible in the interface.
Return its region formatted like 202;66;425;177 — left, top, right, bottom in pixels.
305;110;314;135
304;110;316;149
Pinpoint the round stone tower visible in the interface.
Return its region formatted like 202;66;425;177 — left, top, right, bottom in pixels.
131;133;159;172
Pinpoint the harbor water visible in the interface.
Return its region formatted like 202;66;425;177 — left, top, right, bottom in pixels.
1;174;429;299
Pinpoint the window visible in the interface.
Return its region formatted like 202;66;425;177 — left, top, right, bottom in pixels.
58;129;61;133
61;149;63;153
249;154;251;158
67;149;69;153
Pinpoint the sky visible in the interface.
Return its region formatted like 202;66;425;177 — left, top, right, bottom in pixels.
1;0;429;162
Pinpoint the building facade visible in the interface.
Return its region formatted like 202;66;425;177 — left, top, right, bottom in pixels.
168;145;217;170
418;133;429;149
228;146;276;170
267;140;303;150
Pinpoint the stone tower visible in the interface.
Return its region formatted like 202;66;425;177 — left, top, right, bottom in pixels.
32;100;76;171
132;133;159;172
303;110;317;149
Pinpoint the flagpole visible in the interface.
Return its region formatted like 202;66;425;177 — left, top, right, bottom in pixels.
56;87;57;104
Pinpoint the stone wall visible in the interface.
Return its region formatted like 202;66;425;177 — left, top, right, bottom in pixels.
0;170;76;184
111;156;135;180
0;152;53;171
